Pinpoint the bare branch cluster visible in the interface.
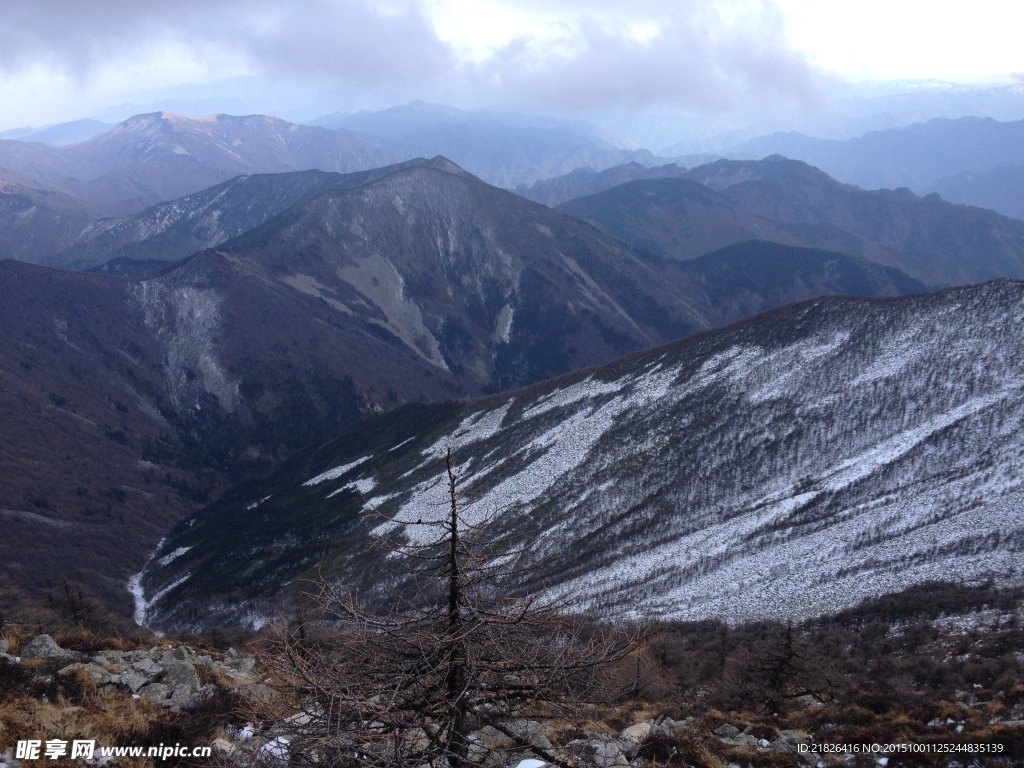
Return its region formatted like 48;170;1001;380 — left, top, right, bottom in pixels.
257;449;639;767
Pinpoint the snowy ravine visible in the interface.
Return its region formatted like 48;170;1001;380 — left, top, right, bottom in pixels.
140;281;1024;629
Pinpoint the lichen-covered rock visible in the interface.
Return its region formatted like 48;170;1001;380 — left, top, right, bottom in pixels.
20;635;76;661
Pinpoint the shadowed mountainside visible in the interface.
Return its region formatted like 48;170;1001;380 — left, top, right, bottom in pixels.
558;157;1024;286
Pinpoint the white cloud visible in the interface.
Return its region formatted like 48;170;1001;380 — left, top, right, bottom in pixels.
2;0;1017;129
774;0;1024;81
0;0;822;126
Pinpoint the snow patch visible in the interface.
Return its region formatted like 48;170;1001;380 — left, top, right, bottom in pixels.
327;477;378;498
157;547;191;567
304;456;371;486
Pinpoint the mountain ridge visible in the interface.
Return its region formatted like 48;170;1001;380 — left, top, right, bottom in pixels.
558;158;1024;286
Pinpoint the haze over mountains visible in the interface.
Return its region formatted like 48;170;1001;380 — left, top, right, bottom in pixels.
314;101;662;188
728;116;1024;220
0;111;393;216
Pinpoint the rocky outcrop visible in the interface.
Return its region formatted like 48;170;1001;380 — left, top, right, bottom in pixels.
72;643;257;707
20;634;77;662
2;634;258;709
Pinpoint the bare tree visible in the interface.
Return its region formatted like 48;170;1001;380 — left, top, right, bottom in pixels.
720;620;836;712
257;448;640;767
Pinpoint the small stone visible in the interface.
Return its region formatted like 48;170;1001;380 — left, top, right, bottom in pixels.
713;723;740;739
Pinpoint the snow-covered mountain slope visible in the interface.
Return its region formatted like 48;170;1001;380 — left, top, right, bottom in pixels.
139;281;1024;629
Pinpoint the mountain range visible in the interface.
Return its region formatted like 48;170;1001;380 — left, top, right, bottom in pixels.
0;112;393;217
136;279;1024;630
2;158;929;609
53;161;450;271
6;101;1024;630
558;157;1024;286
0;104;678;267
728;116;1024;220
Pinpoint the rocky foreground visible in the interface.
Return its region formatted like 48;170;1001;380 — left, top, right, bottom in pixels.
2;623;1023;768
0;633;820;768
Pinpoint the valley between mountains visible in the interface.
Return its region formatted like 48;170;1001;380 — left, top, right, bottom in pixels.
0;156;937;611
2;119;1024;641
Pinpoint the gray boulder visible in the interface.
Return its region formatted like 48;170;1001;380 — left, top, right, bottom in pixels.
713;723;740;739
162;660;201;694
120;658;164;693
566;739;629;768
20;635;76;661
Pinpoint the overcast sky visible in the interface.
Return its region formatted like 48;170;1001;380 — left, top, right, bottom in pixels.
1;0;1022;130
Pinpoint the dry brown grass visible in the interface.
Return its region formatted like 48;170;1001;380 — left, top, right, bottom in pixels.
1;668;155;737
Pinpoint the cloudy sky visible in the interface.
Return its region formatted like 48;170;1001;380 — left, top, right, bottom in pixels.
1;0;1022;130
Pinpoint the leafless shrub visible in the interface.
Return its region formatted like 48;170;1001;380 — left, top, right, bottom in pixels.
256;449;641;767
